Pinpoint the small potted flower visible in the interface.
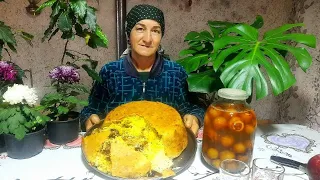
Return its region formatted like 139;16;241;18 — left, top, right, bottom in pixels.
0;61;24;152
37;65;89;145
0;84;50;159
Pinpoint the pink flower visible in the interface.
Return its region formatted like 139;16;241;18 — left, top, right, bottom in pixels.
49;65;80;84
0;61;17;82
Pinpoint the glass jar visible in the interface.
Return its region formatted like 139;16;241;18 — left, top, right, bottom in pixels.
201;88;257;169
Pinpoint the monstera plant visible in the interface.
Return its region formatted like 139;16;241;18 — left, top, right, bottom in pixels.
177;16;316;102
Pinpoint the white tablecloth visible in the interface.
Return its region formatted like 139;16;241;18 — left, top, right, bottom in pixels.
0;124;319;180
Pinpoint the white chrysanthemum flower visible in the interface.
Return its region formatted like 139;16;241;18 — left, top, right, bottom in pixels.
3;84;38;106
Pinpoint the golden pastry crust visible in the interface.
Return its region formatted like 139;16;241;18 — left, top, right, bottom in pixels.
83;101;188;178
103;101;188;158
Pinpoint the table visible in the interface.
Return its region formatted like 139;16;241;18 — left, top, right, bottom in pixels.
0;124;319;180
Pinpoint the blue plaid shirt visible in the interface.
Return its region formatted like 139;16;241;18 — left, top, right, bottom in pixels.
79;54;205;127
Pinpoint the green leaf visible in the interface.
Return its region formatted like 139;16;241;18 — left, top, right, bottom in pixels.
94;25;108;48
264;23;304;39
48;28;59;41
0;22;16;45
223;24;258;41
207;20;235;39
42;13;60;42
36;0;57;13
87;31;107;48
176;54;209;73
85;7;97;31
75;23;84;37
78;100;88;106
13;125;27;140
184;31;200;41
61;30;75;40
264;33;316;48
64;96;79;103
250;15;264;29
70;0;87;18
7;113;26;132
12;63;26;80
57;106;69;115
0;108;17;121
81;64;102;82
7;43;16;53
0;121;9;134
187;70;224;93
51;1;61;18
60;83;89;93
58;11;72;32
19;31;34;46
200;30;214;41
179;49;197;57
40;93;63;107
214;23;316;99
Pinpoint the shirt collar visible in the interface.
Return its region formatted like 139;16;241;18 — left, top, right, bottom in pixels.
123;52;164;78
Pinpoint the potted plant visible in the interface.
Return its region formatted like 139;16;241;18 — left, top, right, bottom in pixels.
0;84;50;159
177;16;316;107
37;65;90;144
35;0;107;144
1;1;34;152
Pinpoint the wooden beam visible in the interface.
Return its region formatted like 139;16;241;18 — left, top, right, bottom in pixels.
116;0;127;59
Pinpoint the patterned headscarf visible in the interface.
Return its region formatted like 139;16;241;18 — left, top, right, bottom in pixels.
125;4;165;38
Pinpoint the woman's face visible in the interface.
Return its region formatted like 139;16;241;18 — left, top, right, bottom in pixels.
129;19;162;58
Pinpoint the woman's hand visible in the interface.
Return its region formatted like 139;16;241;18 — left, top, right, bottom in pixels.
85;114;101;131
183;114;200;136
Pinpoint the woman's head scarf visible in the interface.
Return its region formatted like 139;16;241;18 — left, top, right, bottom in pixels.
125;4;165;38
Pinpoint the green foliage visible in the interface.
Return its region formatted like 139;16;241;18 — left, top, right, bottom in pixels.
65;49;102;83
177;16;316;100
0;104;50;140
37;83;89;120
0;21;34;59
36;0;108;48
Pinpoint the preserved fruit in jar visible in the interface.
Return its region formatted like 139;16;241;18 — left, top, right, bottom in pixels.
202;88;257;169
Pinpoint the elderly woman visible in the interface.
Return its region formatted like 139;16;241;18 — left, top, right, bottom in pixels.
80;4;204;135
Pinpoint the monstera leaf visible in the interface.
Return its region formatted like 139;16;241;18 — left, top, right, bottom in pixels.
178;16;316;101
213;23;316;99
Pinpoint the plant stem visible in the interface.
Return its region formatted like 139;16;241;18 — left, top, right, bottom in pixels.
23;69;33;87
61;40;69;65
4;48;12;61
67;49;91;59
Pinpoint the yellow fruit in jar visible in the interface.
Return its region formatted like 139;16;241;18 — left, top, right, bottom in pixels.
233;142;246;154
240;111;253;124
212;159;221;168
237;155;249;163
220;150;235;161
220;135;235;148
229;116;244;132
207;148;219;159
208;106;222;118
213;116;228;130
244;140;253;149
207;130;218;142
245;125;255;135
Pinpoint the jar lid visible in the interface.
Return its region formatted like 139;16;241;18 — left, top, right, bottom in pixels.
217;88;249;100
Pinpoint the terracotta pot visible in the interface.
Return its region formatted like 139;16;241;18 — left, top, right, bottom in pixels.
4;127;45;159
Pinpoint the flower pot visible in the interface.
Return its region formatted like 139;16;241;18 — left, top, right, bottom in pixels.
0;134;6;153
47;112;80;145
4;127;45;159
